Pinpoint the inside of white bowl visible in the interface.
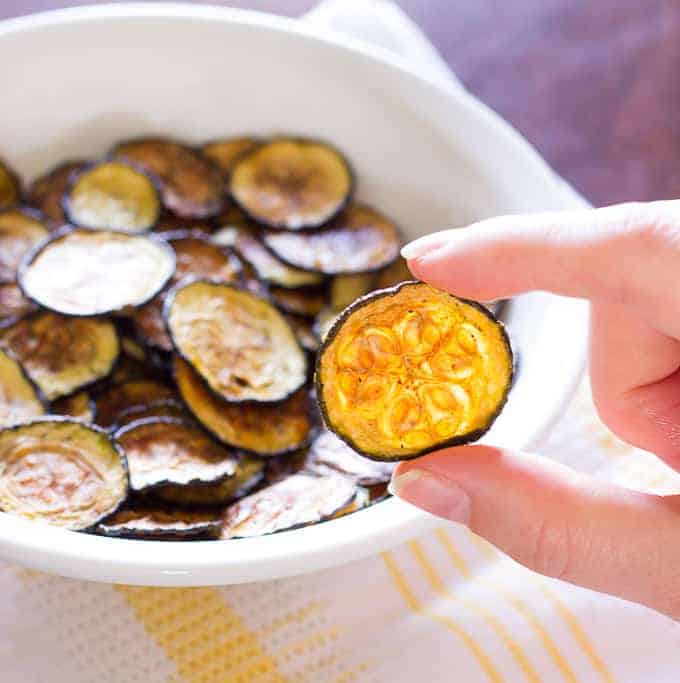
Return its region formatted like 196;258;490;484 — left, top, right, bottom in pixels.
0;5;588;584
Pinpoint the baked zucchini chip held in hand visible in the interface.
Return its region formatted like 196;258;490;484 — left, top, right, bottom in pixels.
0;207;50;282
174;358;312;456
230;138;353;230
0;348;45;427
20;229;175;316
154;454;265;507
0;159;20;210
114;417;240;492
0;418;128;530
262;204;400;275
166;281;307;403
1;312;119;401
316;282;513;460
63;161;161;233
27;160;87;223
113;138;224;219
221;472;357;538
97;502;222;540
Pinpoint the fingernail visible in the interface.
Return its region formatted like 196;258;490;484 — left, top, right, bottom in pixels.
389;469;471;525
401;238;438;260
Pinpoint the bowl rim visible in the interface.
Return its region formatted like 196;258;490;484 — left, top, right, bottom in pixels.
0;2;588;585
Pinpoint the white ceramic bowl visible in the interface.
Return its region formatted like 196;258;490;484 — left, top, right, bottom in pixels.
0;3;588;585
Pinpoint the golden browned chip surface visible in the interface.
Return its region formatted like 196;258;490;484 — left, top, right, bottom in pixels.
51;390;95;423
0;160;20;210
27;160;87;223
167;281;307;403
1;312;119;401
20;229;175;316
202;137;259;179
174;358;311;455
317;282;513;459
0;419;127;530
115;417;239;491
230;138;352;230
97;502;222;539
0;208;49;282
154;455;264;507
0;348;45;427
114;138;224;219
263;204;399;275
65;161;161;233
94;379;178;429
221;472;357;538
0;284;38;328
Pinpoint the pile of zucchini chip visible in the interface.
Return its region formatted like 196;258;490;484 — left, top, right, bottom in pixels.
0;134;511;541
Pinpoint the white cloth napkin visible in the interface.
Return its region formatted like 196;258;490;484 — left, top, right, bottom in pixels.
1;2;680;682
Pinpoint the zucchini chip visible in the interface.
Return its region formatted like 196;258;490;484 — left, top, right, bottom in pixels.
131;233;242;352
331;486;371;519
0;284;38;329
0;418;128;530
316;282;514;460
262;204;400;275
154;455;264;507
230;138;352;230
115;400;188;428
0;208;50;282
20;229;175;316
270;286;327;318
167;281;307;404
114;417;239;492
285;315;319;353
221;472;357;538
374;257;411;290
114;138;224;219
0;348;45;427
0;159;20;210
230;226;323;288
94;379;178;430
174;358;312;456
51;390;96;423
63;161;161;233
27;160;87;223
201;137;259;181
330;273;375;312
153;211;215;236
1;312;119;401
306;430;394;486
97;502;222;540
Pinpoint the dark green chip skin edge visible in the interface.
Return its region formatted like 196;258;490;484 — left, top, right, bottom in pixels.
61;159;163;234
314;280;515;462
0;416;130;531
17;226;177;318
163;278;309;407
228;136;356;232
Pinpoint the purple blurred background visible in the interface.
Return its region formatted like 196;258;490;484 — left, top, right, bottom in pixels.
4;0;680;206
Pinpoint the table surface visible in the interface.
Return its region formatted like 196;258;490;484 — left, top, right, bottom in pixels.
2;0;678;207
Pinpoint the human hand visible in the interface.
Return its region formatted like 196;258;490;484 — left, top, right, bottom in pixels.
389;200;680;620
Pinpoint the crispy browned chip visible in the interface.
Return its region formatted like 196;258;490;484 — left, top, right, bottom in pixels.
0;418;128;530
0;348;45;427
230;138;353;230
317;282;513;460
0;283;38;329
166;281;307;404
221;472;357;538
27;160;87;223
0;160;21;210
153;455;265;507
114;417;239;491
51;390;96;423
201;137;260;182
269;286;327;318
174;357;312;456
64;161;161;233
114;138;224;219
97;501;222;540
1;312;119;401
20;229;176;316
0;207;50;283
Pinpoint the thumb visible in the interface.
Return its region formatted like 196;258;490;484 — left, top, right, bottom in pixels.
389;445;680;620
